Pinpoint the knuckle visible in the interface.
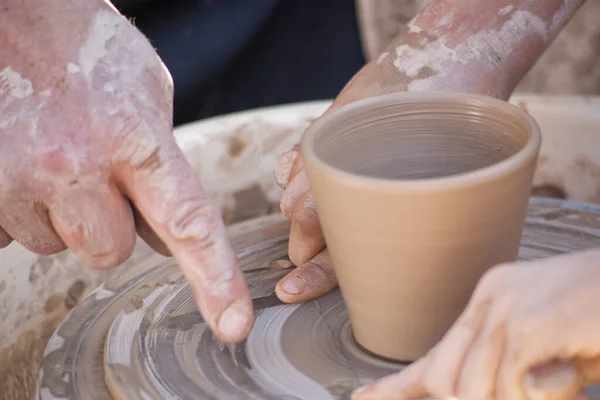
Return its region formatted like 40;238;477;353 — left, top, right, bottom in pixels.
168;199;220;245
112;116;163;170
279;193;296;219
36;147;80;180
275;150;298;188
306;257;336;284
296;195;318;221
80;235;135;270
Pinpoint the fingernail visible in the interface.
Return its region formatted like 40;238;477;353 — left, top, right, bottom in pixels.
218;303;251;341
281;276;305;295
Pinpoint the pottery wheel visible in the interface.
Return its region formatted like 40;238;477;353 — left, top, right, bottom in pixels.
36;198;600;400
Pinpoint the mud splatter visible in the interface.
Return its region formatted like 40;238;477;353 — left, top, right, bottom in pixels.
228;136;247;157
64;279;86;309
571;155;600;178
518;100;529;113
29;257;54;283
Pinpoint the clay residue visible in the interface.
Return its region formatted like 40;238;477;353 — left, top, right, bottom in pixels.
29;257;54;283
567;155;600;202
228;136;247;158
0;66;34;100
0;281;87;400
65;279;86;309
570;155;600;178
518;100;529;113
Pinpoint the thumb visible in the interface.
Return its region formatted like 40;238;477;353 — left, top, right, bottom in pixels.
118;140;253;344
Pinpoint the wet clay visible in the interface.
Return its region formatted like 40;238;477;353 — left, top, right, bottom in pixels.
301;92;541;361
36;202;600;399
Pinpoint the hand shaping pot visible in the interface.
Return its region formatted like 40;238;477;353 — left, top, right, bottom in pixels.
301;92;542;361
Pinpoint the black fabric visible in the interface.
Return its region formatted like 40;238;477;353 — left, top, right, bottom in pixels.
114;0;365;126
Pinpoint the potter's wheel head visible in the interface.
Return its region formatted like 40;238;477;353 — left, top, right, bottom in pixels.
37;200;600;399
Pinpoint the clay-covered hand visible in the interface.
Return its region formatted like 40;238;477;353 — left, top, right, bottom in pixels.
351;249;600;400
0;0;252;343
274;148;333;302
274;0;584;303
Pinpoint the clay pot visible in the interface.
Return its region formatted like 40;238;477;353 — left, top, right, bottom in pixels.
301;92;541;361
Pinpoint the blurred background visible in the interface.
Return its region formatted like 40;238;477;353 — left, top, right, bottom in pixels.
112;0;600;126
112;0;366;126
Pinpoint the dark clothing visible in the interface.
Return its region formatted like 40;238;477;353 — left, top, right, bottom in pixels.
113;0;365;126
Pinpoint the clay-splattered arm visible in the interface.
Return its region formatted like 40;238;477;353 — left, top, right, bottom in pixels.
335;0;586;106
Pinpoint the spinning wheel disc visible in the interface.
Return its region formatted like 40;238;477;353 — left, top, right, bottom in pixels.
37;199;600;399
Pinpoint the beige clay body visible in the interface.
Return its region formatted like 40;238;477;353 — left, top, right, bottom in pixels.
301;92;541;361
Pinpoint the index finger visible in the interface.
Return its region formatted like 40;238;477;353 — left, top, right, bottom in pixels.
118;140;253;344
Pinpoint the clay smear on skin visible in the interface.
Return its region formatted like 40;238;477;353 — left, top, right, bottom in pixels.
0;66;46;158
67;63;81;74
395;7;565;92
78;11;119;80
499;5;514;16
77;11;164;169
0;66;33;100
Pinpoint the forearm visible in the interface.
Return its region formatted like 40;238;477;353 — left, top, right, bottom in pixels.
335;0;586;105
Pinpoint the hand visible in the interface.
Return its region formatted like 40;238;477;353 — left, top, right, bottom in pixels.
352;249;600;400
0;1;252;343
274;146;334;302
273;0;584;304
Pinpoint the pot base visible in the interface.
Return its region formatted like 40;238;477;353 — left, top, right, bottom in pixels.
37;199;600;399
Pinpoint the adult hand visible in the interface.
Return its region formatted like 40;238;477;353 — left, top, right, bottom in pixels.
352;249;600;400
0;0;252;343
273;0;585;303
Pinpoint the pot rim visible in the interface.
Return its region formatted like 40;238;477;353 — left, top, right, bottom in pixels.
301;91;542;191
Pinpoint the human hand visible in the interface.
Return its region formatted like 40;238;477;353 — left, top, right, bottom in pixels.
273;0;584;303
352;249;600;400
0;1;252;342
